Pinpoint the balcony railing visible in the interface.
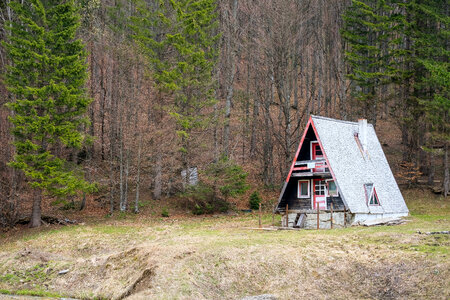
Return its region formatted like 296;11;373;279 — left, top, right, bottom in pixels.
291;159;330;177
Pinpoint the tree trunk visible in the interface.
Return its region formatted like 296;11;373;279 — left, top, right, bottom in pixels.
80;192;86;211
223;0;238;158
30;189;42;228
123;148;130;211
119;122;124;211
109;142;115;215
444;142;449;197
153;151;162;199
223;58;235;157
100;57;107;161
89;40;95;159
250;82;259;158
426;150;434;185
135;135;142;213
263;81;274;186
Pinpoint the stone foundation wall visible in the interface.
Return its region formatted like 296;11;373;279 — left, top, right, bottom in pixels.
281;212;352;229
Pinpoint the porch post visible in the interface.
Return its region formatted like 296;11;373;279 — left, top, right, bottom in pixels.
285;204;289;227
330;202;333;229
316;203;320;229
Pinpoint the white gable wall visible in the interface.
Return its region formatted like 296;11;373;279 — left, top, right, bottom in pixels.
312;116;409;215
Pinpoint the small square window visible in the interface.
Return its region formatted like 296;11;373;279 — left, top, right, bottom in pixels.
298;180;310;198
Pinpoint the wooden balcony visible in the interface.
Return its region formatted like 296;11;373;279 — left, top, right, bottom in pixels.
291;159;330;177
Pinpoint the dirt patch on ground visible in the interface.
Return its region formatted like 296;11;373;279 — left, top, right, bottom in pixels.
0;201;448;299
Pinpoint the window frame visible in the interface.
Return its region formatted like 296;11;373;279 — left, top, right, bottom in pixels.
297;180;310;198
314;179;326;196
326;179;338;197
364;184;380;206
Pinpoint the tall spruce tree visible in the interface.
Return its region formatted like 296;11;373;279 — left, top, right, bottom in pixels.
410;0;449;195
4;0;95;227
131;0;219;187
342;0;449;194
341;0;403;127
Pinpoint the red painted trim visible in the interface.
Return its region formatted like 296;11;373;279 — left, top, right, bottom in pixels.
292;166;310;171
313;178;327;209
285;116;346;211
311;142;325;172
293;163;327;172
309;118;340;196
286;116;312;182
370;187;381;206
364;185;369;205
364;185;381;206
312;142;321;160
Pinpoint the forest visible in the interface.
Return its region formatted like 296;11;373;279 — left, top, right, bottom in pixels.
0;0;448;228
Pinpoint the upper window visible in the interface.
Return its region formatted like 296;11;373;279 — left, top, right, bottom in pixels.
327;180;338;197
364;183;380;206
298;180;310;198
311;142;323;159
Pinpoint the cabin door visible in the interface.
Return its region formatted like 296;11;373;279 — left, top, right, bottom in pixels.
313;179;327;210
311;142;325;172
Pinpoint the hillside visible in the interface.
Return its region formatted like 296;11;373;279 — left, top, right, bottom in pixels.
0;0;448;229
0;189;448;299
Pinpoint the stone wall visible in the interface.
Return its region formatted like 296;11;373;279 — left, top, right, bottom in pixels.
281;212;352;229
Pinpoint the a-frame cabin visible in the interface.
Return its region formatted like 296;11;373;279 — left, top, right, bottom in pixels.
275;115;409;228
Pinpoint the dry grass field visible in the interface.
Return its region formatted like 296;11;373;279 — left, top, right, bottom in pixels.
0;189;449;300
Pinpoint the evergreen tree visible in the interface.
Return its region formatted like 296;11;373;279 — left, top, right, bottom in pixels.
131;0;219;186
410;0;449;195
342;0;406;127
342;1;386;125
3;0;95;227
342;0;449;194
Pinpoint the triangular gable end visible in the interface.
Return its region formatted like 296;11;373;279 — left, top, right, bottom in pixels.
275;116;344;212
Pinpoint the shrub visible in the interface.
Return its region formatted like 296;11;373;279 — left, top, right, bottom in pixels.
161;207;169;218
181;182;230;215
205;156;249;201
249;191;262;210
178;157;248;215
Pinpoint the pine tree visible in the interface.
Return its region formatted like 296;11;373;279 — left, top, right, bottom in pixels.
341;0;401;126
131;0;219;186
410;0;449;195
342;0;449;193
3;0;95;227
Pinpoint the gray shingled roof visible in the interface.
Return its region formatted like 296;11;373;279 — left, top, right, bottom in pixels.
311;115;408;214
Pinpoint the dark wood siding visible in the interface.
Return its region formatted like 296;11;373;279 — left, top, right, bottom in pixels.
278;176;345;212
327;196;345;210
296;126;317;161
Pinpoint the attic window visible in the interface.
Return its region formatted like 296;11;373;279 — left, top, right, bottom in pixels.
364;183;380;206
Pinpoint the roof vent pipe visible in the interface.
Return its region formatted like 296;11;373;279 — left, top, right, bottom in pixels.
358;119;368;152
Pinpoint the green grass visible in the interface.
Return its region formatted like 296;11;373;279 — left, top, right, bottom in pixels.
0;289;12;295
0;263;54;285
0;188;448;299
0;288;62;298
16;289;62;297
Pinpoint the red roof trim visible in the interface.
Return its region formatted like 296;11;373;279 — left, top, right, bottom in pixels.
309;117;339;188
285;116;313;182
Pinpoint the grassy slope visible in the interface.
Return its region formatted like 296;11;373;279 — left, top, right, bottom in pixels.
0;189;448;300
